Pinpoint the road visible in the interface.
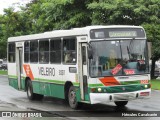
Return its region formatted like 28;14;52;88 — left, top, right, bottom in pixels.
0;75;160;120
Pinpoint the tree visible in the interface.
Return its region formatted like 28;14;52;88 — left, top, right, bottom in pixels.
143;23;160;78
0;7;32;58
88;0;160;78
0;0;159;75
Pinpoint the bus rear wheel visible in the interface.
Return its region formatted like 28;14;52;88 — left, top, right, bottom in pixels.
114;101;128;107
26;80;43;100
68;86;79;109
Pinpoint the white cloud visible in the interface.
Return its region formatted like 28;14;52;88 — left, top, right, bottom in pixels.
0;0;31;14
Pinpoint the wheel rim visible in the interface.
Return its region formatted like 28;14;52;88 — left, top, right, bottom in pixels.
69;90;76;105
27;84;32;97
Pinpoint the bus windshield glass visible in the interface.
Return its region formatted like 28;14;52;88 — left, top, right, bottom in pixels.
89;39;149;77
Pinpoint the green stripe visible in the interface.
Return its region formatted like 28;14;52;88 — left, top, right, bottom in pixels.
37;78;79;86
120;80;140;85
89;84;150;93
105;84;150;93
89;80;150;87
35;78;65;84
89;83;104;87
120;80;150;85
8;75;79;86
8;75;17;79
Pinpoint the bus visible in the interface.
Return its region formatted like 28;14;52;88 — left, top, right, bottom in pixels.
8;25;151;109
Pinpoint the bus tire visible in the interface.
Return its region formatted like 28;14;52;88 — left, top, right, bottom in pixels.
26;80;36;100
26;80;43;100
68;86;79;109
114;101;128;107
35;94;44;100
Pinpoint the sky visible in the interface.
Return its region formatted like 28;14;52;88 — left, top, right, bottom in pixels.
0;0;31;14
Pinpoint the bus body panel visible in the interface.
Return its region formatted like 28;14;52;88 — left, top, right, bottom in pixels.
8;63;18;90
7;25;150;107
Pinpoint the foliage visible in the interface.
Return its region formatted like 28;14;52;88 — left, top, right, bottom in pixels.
88;0;159;25
41;0;91;29
151;79;160;90
0;70;7;75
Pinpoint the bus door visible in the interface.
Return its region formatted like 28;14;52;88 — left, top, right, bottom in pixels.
78;42;88;101
16;42;23;90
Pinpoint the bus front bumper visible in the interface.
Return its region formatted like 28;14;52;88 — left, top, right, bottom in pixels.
90;89;151;104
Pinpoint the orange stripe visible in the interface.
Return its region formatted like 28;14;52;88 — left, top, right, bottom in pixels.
23;64;34;80
99;77;120;86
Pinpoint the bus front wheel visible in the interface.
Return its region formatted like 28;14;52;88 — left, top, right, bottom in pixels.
26;80;43;100
68;86;79;109
114;101;128;107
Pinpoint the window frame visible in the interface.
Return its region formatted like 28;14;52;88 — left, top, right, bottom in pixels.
39;39;49;64
30;40;39;63
8;42;16;63
50;38;62;64
62;37;77;65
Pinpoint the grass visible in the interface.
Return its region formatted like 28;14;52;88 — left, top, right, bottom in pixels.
0;70;7;75
151;79;160;90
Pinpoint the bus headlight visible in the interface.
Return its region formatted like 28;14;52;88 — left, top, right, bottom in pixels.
98;88;102;92
144;85;148;88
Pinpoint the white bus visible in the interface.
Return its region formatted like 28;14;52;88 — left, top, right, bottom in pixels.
8;25;151;109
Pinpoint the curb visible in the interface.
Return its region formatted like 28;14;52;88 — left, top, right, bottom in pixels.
0;74;8;77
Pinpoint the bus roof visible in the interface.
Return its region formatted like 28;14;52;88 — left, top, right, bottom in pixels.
8;25;144;42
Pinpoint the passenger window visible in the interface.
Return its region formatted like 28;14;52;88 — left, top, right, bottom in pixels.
39;40;49;63
63;38;77;64
50;39;61;63
30;41;38;63
24;42;30;63
8;43;15;63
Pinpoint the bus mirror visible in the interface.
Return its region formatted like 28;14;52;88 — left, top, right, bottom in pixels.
87;43;93;59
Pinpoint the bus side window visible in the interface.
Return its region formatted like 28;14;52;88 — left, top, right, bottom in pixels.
24;41;30;63
63;38;77;64
30;41;38;63
50;39;61;64
39;40;49;64
8;42;15;63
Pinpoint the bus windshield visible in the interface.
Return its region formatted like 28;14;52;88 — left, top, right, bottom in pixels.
89;39;149;77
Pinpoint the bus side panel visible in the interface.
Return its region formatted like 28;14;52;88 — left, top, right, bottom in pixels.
8;77;18;90
75;87;81;102
21;77;26;90
38;64;64;99
39;82;51;96
8;63;18;90
32;81;65;99
32;81;41;94
50;83;65;99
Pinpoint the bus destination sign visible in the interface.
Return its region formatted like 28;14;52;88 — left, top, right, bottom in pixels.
109;31;137;38
90;28;145;39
